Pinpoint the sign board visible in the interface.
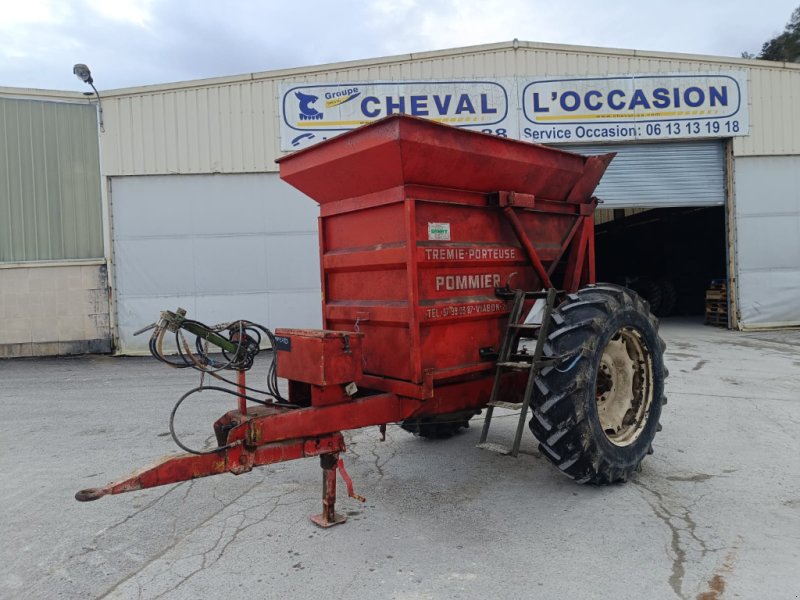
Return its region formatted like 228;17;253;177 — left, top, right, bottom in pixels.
519;72;748;144
279;79;516;150
279;72;748;150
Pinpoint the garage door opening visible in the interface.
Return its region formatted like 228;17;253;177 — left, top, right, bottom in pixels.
594;206;727;317
552;139;729;322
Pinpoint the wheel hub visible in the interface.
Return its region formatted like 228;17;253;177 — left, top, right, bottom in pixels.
595;327;654;446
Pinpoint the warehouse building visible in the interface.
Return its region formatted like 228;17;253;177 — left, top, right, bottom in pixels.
1;40;798;356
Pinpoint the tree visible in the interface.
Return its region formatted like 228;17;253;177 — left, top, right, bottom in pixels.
755;6;800;62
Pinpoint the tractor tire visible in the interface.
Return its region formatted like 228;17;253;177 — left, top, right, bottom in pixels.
401;410;480;439
655;279;677;317
634;279;662;316
528;284;667;484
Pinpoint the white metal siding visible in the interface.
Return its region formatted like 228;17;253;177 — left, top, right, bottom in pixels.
111;173;322;354
103;82;281;176
556;141;725;208
734;67;800;157
734;156;800;328
98;43;800;177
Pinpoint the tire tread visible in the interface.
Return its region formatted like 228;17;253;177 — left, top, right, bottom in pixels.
529;284;667;484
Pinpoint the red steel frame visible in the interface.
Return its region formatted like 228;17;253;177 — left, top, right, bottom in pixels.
76;116;612;526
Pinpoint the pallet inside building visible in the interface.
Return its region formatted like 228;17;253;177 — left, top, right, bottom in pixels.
705;280;728;327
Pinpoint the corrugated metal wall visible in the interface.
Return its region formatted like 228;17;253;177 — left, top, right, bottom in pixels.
0;97;103;262
104;83;281;176
91;41;800;330
738;66;800;156
98;42;800;176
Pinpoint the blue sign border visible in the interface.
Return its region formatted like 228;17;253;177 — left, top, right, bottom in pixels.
521;74;742;126
282;80;511;133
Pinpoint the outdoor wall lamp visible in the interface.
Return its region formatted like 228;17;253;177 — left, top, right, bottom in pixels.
73;63;104;132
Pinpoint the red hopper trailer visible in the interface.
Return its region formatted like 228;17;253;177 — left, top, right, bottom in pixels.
77;115;666;527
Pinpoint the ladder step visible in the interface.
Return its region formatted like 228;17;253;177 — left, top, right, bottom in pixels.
497;361;533;369
481;287;558;459
487;401;522;410
476;442;513;455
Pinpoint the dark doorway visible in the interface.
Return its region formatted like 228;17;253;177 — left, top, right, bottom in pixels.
595;206;726;316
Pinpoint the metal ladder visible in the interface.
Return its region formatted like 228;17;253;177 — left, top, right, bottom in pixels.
477;287;559;457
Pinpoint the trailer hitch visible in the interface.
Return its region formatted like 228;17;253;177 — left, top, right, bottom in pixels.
75;310;380;527
75;429;365;527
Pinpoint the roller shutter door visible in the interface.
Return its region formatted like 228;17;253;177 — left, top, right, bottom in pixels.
556;140;725;208
111;173;322;354
734;156;800;328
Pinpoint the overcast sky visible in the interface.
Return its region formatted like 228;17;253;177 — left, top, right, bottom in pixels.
1;0;797;92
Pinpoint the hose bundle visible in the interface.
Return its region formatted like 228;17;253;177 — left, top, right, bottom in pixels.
145;313;297;454
148;316;286;401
